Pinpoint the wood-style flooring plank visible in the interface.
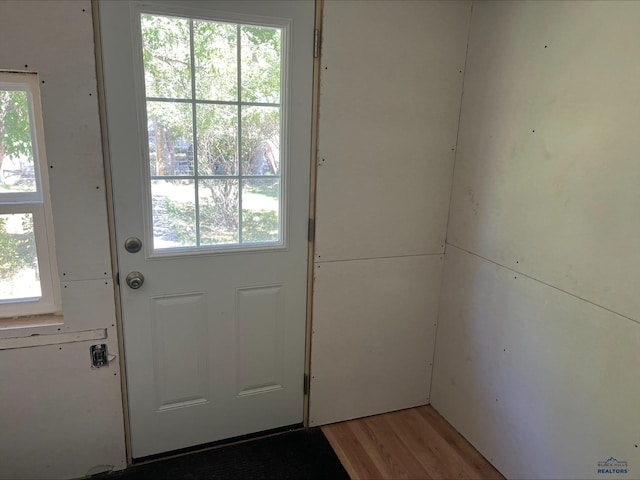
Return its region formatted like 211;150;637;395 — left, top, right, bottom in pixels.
323;422;385;480
322;405;504;480
360;414;430;479
417;406;503;479
390;408;479;479
347;418;404;479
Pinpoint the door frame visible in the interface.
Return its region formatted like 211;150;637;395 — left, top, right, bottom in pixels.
92;0;324;464
303;0;323;427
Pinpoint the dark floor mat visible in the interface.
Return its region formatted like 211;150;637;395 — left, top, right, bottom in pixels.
102;428;350;480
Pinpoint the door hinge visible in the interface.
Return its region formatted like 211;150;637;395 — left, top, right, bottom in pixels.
304;373;310;395
313;28;321;58
308;218;315;242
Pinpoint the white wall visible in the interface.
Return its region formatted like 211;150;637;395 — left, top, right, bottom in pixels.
309;0;471;426
0;2;126;478
5;1;638;478
432;2;640;478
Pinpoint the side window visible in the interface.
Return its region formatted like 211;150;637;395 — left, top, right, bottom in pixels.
0;72;60;318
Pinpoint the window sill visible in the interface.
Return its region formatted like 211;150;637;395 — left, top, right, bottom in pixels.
0;312;63;331
0;324;106;351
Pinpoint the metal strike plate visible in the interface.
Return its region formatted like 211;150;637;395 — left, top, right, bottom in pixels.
90;344;109;368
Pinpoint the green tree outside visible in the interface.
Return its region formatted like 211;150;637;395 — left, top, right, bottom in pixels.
0;90;31;171
0;89;38;284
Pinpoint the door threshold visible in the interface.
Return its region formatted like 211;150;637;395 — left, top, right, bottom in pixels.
131;423;305;466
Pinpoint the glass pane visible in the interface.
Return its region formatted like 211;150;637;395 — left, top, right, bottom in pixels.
199;179;239;245
194;20;237;101
141;14;192;99
241;25;281;103
147;102;193;176
151;179;196;249
241;106;280;175
242;179;280;243
0;90;37;193
0;213;41;301
196;104;238;176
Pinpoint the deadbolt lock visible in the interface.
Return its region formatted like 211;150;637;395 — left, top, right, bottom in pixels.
124;237;142;253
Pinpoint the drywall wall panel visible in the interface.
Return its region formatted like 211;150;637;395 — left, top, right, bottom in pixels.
0;279;117;340
447;0;640;321
315;0;471;262
0;2;126;478
0;0;112;280
432;246;640;479
0;332;125;480
309;255;443;426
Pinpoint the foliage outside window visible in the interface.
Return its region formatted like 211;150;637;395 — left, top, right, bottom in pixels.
140;13;285;251
0;72;60;318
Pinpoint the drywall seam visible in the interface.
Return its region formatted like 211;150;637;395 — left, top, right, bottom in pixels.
428;0;474;398
314;252;443;265
447;242;639;326
441;1;474;249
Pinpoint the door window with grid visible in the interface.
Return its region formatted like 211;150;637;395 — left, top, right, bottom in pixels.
140;12;285;252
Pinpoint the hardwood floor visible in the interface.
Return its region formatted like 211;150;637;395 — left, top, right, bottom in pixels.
322;405;504;480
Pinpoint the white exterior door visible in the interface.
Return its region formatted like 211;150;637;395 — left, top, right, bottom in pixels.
98;0;314;458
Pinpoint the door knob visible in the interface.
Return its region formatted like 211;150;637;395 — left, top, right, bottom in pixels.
126;271;145;289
